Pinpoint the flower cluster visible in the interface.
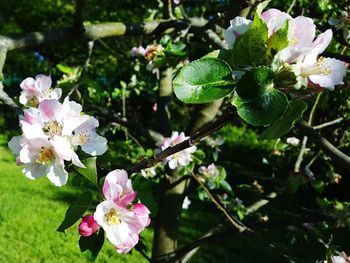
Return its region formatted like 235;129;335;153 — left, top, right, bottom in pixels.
79;170;150;254
198;163;219;182
225;8;346;90
8;75;108;186
156;131;197;169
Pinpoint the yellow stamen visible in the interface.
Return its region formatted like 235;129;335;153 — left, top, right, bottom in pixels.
300;57;331;77
105;208;121;225
36;148;54;164
43;121;62;137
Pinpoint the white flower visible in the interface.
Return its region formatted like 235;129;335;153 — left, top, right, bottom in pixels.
156;131;196;169
141;167;156;178
19;75;62;107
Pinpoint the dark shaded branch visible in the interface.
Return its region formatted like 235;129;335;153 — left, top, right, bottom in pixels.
296;120;350;173
74;0;86;29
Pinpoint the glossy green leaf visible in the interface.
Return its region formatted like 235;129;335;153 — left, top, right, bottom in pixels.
173;57;235;103
260;100;308;139
234;89;288;126
79;230;105;260
57;191;92;232
236;66;274;100
75;157;98;186
204;49;235;67
233;4;268;65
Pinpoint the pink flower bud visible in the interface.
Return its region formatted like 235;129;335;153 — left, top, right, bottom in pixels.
79;214;100;237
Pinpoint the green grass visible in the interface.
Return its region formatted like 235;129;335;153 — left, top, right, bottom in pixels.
0;145;151;263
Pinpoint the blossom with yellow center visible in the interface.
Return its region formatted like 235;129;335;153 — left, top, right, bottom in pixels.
36;148;54;164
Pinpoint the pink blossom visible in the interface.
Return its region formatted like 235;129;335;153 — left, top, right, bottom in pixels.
19;75;62;107
94;171;150;254
261;8;291;37
198;163;219;180
156;131;196;169
79;214;100;237
102;169;137;207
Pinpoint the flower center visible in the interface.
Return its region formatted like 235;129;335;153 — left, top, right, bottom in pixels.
36;148;54;164
28;97;39;108
289;36;298;45
43;121;62;137
300;57;331;77
77;131;89;144
105;208;121;225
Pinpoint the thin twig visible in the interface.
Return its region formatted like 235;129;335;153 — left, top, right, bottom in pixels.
313;117;344;129
296;120;350;173
294;92;323;173
191;172;250;232
67;40;94;96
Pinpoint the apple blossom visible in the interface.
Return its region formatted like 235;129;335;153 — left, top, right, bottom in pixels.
70;117;108;156
261;8;291;37
93;169;150;254
19;75;62;107
156;131;196;169
198;163;220;182
141;167;157;178
79;214;100;237
9;75;109;186
15;137;69;186
102;169;137;208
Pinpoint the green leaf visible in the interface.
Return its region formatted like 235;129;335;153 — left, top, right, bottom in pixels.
234;89;288;126
57;63;74;75
132;176;158;217
236;66;274;100
204;49;235;67
173;57;235;103
79;230;105;260
267;20;289;57
57;191;92;232
167;43;186;56
220;179;233;193
75;157;98;186
260;100;308;139
233;4;268;65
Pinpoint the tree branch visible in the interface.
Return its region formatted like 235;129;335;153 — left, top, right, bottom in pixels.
0;18;222;52
296;120;350;173
125;110;233;174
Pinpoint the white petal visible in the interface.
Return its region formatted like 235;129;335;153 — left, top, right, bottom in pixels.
46;163;68;186
35;74;52;93
20;121;47;140
309;58;346;89
8;136;22;155
23;163;48;179
81;135;108;156
224;17;252;49
168;158;178;169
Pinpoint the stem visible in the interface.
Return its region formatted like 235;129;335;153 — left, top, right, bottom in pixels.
191;172;249;232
